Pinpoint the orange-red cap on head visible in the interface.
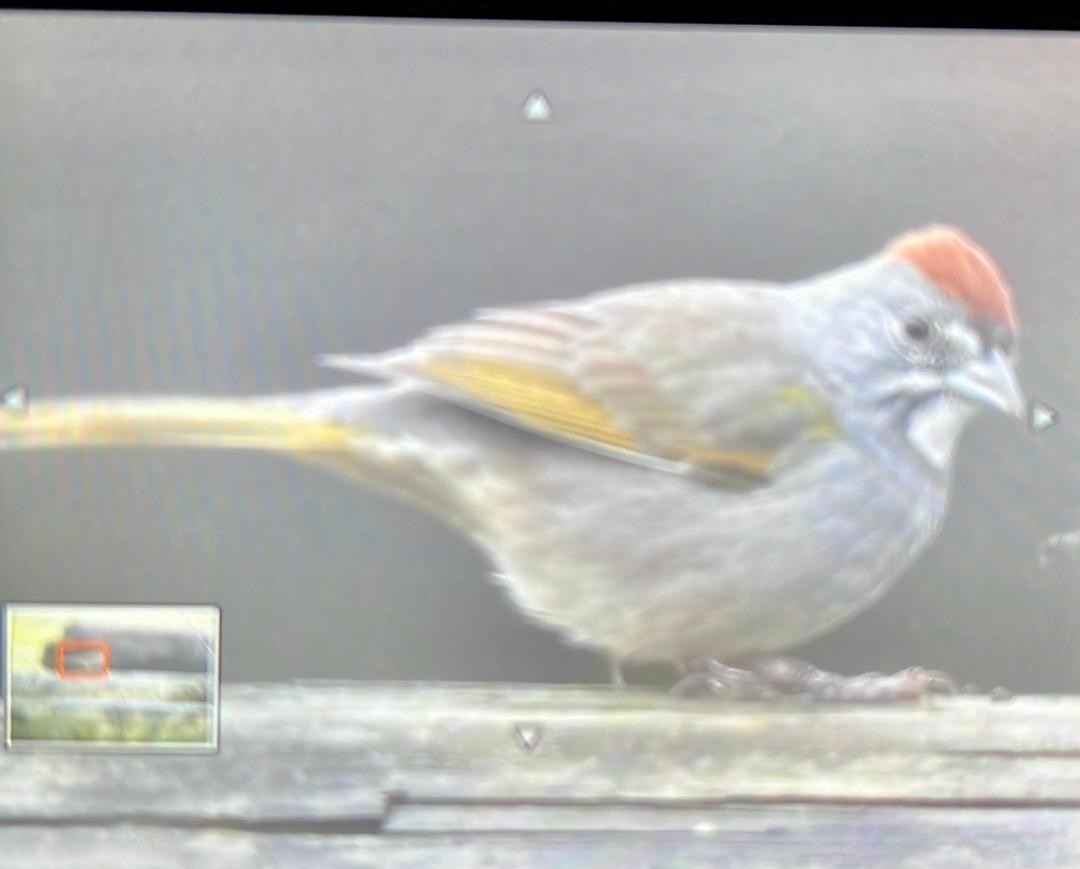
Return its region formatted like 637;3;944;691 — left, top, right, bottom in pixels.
885;225;1018;332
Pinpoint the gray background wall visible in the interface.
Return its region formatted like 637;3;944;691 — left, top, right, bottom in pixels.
1;15;1079;691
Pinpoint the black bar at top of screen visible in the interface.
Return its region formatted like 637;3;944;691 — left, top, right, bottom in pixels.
9;3;1080;32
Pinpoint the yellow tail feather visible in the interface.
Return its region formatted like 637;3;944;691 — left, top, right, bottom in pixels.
0;397;361;455
0;393;483;528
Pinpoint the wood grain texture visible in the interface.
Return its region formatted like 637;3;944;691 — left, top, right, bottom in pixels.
4;810;1080;869
2;682;1080;866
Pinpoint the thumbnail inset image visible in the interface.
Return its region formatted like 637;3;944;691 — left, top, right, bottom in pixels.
4;604;220;751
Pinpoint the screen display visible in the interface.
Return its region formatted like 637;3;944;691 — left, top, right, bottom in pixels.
0;12;1075;747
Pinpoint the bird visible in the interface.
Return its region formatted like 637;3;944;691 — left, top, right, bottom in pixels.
0;224;1025;701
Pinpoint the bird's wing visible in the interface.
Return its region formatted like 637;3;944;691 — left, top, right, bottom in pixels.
321;280;840;484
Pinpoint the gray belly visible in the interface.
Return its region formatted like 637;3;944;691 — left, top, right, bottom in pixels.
317;385;949;664
460;433;947;663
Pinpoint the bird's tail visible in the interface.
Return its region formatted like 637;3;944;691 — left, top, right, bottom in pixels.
0;388;472;524
0;394;362;455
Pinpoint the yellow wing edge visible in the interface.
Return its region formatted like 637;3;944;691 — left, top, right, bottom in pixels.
418;358;779;479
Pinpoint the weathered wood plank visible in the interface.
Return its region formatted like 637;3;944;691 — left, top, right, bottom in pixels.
3;681;1080;829
5;683;1080;865
3;808;1080;869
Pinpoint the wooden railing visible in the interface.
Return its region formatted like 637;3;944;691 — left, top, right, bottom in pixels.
1;681;1076;866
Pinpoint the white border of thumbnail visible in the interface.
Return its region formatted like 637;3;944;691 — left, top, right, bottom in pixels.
3;603;221;753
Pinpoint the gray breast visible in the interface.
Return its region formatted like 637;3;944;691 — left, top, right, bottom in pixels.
461;433;948;663
336;384;949;663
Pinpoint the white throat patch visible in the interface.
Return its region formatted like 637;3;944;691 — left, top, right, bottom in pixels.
906;395;977;471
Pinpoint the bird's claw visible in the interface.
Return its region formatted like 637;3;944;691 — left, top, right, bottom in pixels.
765;660;959;702
671;660;779;699
673;657;960;703
898;666;958;697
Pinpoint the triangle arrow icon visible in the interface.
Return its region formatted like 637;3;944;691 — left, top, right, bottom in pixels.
1;384;27;415
513;723;543;751
520;91;553;123
1028;399;1059;435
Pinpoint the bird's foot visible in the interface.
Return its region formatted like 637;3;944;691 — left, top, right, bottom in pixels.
672;655;956;702
670;659;780;699
749;656;958;702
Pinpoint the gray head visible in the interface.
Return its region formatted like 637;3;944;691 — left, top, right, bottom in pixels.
797;225;1024;475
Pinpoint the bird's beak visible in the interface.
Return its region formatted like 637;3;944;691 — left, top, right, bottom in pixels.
946;348;1025;418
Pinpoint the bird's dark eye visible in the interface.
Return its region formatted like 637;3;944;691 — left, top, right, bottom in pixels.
904;317;931;342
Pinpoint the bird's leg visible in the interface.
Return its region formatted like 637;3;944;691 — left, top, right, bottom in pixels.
746;655;958;702
670;657;780;699
608;657;627;690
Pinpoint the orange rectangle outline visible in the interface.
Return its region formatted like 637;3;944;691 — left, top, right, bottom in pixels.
56;639;111;680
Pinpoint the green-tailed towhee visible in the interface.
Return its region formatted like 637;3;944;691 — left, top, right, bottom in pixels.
1;225;1025;700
